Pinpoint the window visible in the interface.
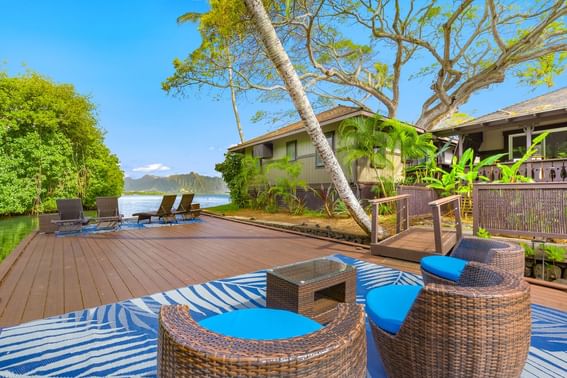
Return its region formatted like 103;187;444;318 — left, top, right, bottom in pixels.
509;127;567;160
286;140;297;161
315;132;335;167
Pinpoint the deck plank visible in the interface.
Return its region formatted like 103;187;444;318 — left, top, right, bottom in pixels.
0;215;564;327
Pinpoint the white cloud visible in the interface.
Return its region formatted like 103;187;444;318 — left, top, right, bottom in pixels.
132;163;171;173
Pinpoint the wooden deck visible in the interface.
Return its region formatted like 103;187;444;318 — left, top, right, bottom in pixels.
0;215;565;328
371;228;457;262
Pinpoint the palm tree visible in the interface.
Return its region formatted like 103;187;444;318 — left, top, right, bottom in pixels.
382;120;436;178
338;116;392;197
242;0;378;236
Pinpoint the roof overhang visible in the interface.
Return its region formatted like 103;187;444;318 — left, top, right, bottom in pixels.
432;108;567;137
228;108;375;152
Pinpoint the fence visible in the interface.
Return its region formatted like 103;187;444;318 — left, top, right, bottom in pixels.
397;185;438;217
473;183;567;239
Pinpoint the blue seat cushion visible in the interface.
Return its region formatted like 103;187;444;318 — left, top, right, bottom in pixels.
198;308;322;340
366;285;421;335
421;255;468;282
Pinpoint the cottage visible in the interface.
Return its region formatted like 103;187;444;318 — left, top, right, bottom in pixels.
228;106;418;206
433;88;567;182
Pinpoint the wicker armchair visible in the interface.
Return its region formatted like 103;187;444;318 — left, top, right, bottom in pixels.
158;303;367;377
369;262;531;378
422;237;524;285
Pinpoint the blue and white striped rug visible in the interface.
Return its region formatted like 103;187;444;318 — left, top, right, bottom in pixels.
0;255;565;377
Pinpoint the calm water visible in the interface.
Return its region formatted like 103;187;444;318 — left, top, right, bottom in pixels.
0;194;229;261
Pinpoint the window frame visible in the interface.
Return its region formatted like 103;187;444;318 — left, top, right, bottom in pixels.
315;131;335;168
508;126;567;160
286;140;297;161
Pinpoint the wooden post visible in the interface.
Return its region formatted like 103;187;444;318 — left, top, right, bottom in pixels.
472;185;479;237
395;200;402;234
454;198;463;242
524;125;534;179
431;204;443;254
371;203;378;244
457;134;464;158
404;197;410;232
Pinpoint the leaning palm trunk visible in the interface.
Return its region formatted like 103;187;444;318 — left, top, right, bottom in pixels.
243;0;380;236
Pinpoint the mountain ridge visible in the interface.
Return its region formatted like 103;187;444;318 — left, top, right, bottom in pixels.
124;172;227;194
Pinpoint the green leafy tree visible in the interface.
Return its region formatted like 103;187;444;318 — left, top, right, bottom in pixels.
0;72;123;215
167;0;567;130
339;116;435;196
215;153;262;207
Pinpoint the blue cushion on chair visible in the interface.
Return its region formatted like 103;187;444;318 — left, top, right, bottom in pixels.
199;308;322;340
366;285;422;335
421;255;468;282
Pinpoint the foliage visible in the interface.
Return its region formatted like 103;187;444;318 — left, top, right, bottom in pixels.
476;227;491;239
424;148;505;197
405;142;452;185
0;72;123;215
543;244;567;264
339;116;435;197
215;153;261;207
496;133;549;183
311;184;340;218
166;0;567;129
520;242;536;259
264;157;307;215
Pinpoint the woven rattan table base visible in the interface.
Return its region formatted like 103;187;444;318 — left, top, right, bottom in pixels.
266;265;356;324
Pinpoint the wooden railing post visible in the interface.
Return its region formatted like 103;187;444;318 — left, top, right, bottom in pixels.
369;194;411;244
404;197;410;232
431;204;443;254
472;185;479;237
429;195;462;254
371;202;378;244
454;198;462;241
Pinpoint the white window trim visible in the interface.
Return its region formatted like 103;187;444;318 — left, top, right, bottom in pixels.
508;126;567;160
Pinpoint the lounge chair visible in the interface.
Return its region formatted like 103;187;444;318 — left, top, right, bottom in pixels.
52;199;90;232
171;193;194;220
366;262;531;378
420;237;525;285
95;196;123;229
132;195;177;223
158;303;367;377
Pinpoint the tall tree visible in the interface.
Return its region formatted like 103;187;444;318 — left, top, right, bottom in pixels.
0;72;124;215
242;0;375;235
168;0;566;129
166;10;246;142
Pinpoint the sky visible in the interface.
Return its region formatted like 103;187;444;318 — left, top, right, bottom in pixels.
1;1;566;179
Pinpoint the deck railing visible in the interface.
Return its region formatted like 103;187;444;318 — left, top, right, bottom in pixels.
472;183;567;239
370;194;462;253
397;185;438;217
479;158;567;183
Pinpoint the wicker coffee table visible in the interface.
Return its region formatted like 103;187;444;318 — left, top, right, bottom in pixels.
266;258;356;324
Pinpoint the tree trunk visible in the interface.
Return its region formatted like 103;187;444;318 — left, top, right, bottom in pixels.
227;49;245;143
243;0;380;236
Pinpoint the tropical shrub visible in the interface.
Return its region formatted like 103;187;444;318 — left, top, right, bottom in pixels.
215;153;262;207
476;227;491;239
311;184;340;218
0;72;123;214
339;116;435;197
496;132;549;183
265;157;307;215
423;148;505;197
544;244;566;264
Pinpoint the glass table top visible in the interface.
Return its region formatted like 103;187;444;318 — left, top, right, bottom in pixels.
268;258;354;285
